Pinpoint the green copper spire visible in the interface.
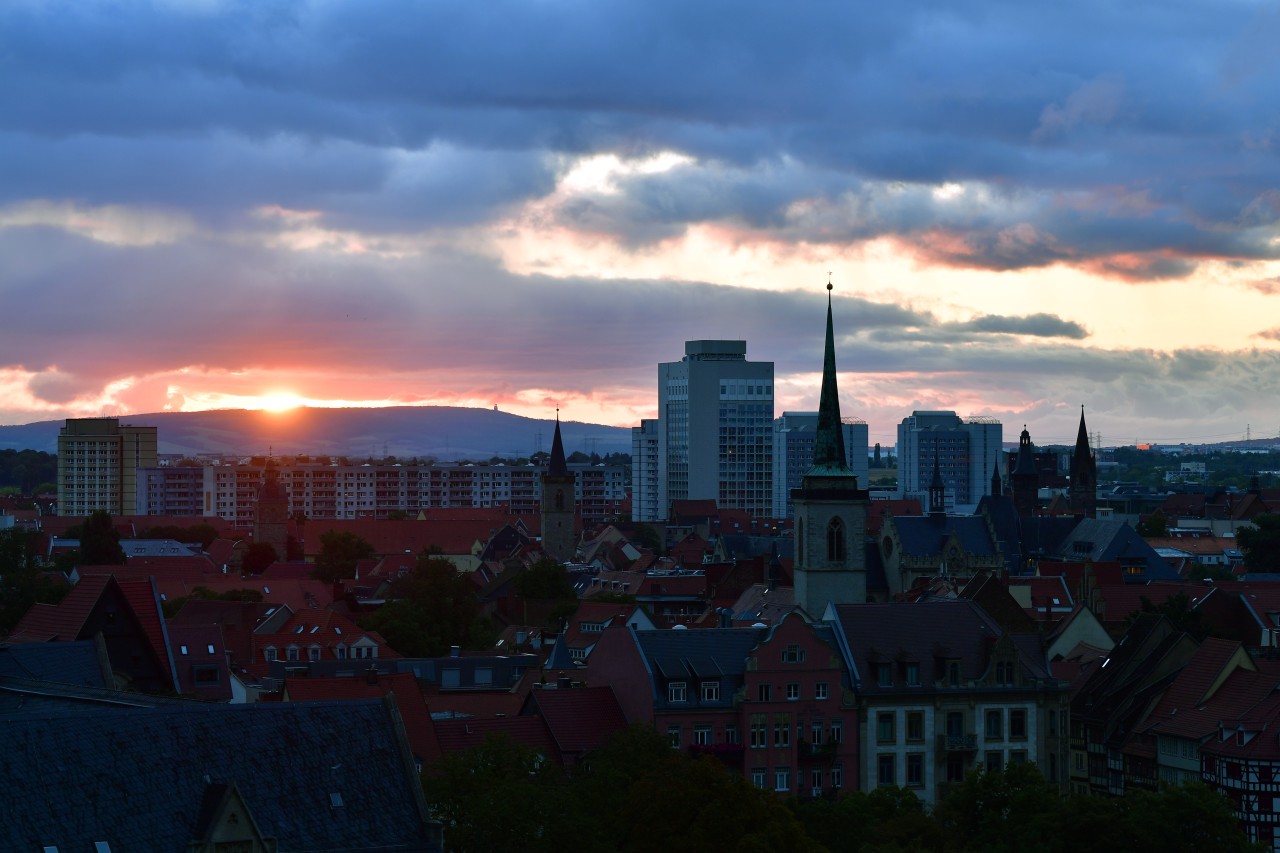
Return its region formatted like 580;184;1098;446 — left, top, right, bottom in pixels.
810;281;850;474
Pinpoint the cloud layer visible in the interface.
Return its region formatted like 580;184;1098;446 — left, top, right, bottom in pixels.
1;0;1278;446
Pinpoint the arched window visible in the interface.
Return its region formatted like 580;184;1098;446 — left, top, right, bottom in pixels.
827;517;846;562
796;519;804;563
555;490;565;511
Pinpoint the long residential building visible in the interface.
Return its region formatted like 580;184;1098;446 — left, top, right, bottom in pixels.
772;411;869;518
136;461;626;527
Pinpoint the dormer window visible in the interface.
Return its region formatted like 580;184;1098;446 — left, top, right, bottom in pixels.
668;681;688;703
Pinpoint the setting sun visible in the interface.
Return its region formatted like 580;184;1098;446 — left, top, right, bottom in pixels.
255;392;306;413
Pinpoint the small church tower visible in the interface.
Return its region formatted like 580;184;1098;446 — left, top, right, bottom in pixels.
1010;426;1038;518
541;412;577;563
792;282;870;616
253;462;289;561
1069;406;1097;518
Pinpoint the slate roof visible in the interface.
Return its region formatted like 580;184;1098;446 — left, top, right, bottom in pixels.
892;514;998;559
285;672;442;768
830;600;1053;691
634;626;769;708
0;640;109;688
1051;519;1179;581
0;699;438;852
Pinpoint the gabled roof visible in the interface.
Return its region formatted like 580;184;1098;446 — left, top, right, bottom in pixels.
634;626;769;692
1139;639;1273;741
8;573;113;642
0;699;437;851
522;685;628;756
890;514;998;559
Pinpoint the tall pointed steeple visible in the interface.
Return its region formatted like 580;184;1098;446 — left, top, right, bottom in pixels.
928;451;946;517
541;408;576;562
549;409;568;477
810;281;849;475
1069;406;1097;518
791;279;870;616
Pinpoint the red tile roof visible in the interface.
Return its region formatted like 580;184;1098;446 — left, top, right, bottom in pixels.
8;574;113;642
111;576;177;689
432;716;559;764
523;685;628;756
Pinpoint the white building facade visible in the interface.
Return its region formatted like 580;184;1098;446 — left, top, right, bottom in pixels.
896;411;1003;513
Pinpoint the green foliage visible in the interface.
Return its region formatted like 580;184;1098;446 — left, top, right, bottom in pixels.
514;557;577;600
1129;591;1208;641
0;449;57;493
311;530;376;583
1135;510;1169;538
0;527;70;635
242;542;279;574
359;551;486;656
631;523;663;553
80;510;125;566
162;585;264;618
1238;514;1280;573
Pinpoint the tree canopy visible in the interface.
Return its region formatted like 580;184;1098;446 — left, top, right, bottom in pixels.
80;510;125;566
311;530;376;583
1238;514;1280;573
358;551;492;656
0;527;69;636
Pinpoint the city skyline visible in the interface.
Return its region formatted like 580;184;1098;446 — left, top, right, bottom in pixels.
3;1;1280;447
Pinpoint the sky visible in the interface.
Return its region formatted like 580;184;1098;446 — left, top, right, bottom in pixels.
3;0;1280;449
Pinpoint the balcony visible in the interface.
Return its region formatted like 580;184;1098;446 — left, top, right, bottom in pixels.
937;734;978;752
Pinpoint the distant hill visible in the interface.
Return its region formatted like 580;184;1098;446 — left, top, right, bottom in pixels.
0;406;633;461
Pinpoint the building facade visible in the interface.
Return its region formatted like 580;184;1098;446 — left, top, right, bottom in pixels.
57;417;158;516
651;340;774;521
631;419;662;523
773;412;869;518
896;411;1003;513
136;460;625;527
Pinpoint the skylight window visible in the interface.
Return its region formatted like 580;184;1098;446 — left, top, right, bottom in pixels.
180;645;189;655
207;644;216;654
334;627;342;635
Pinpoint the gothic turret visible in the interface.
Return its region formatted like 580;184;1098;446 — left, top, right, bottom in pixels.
1011;426;1038;518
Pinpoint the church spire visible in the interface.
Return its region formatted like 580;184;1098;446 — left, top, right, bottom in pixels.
1074;405;1091;459
810;280;849;474
548;409;568;477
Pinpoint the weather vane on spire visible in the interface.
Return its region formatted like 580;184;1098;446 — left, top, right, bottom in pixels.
827;271;833;292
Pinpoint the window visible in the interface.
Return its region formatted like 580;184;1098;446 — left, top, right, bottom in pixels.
907;711;924;742
750;715;768;748
948;661;961;686
286;645;300;662
905;662;920;686
830;719;843;744
815;682;829;700
264;646;277;662
810;768;823;797
876;662;892;687
179;645;189;656
668;726;681;749
878;754;895;786
725;725;740;744
751;768;767;789
986;709;1003;739
907;753;924;787
693;725;712;745
947;754;967;783
758;684;772;702
946;711;964;738
1010;750;1028;766
206;644;216;655
1048;709;1057;737
701;681;720;702
827;517;846;561
668;681;688;703
775;767;791;793
995;660;1014;686
986;751;1003;773
782;644;806;664
193;665;219;684
774;714;792;747
832;762;843;789
308;645;322;662
1010;709;1027;740
786;683;801;701
877;712;896;744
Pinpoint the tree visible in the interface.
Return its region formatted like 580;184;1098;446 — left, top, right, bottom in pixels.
359;551;487;656
242;542;279;574
1238;513;1280;573
1136;510;1169;538
312;530;375;583
0;527;69;635
933;763;1066;852
80;510;125;565
1129;591;1208;641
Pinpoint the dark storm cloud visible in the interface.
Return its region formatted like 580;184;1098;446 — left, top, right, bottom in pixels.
2;0;1279;269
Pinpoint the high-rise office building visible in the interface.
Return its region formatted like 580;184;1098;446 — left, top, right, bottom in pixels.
636;340;774;521
57;417;158;516
773;412;869;518
630;419;662;523
895;411;1002;513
